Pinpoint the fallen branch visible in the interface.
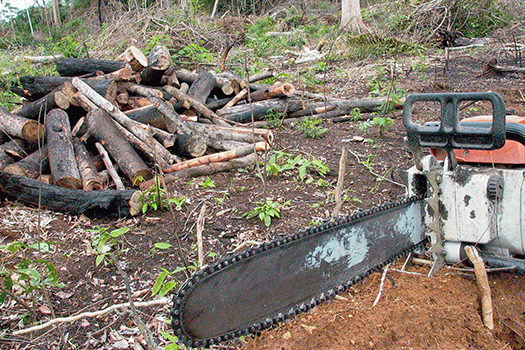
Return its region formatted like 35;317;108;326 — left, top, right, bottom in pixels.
196;203;206;269
332;147;347;218
373;263;391;307
465;246;494;330
11;297;169;336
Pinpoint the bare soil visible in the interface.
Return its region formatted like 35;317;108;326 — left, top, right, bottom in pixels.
1;42;525;350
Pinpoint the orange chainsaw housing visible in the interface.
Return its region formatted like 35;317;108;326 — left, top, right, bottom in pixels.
431;115;525;165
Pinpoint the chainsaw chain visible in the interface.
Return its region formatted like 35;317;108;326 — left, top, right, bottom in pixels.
171;195;427;348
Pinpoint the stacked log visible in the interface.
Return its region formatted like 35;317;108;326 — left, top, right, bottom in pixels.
3;44;402;216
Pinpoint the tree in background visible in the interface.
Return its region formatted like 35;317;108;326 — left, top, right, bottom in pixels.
341;0;367;33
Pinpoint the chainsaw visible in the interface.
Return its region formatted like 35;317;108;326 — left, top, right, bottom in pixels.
170;92;525;348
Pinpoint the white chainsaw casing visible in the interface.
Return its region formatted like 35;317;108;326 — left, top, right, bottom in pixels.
406;160;525;260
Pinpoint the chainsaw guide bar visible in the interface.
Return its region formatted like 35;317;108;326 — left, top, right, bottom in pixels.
171;195;427;348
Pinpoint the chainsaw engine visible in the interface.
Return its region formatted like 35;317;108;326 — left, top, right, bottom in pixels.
403;92;525;273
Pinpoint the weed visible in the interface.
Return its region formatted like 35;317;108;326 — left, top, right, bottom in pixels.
90;227;130;266
198;177;216;189
173;44;214;64
52;35;82;58
140;176;188;213
345;34;425;60
349;108;362;122
262;108;284;129
0;241;65;308
244;199;290;227
264;151;329;180
360;116;394;137
297;117;328;139
145;34;172;54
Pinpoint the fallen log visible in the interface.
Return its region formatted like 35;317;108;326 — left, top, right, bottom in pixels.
56;58;126;77
95;142;125;190
162;141;268;174
248;70;275;83
217;99;304;123
173;134;207;158
113;122;169;166
73;138;103;191
248;83;295;102
116;46;148;72
15;87;67;120
124;106;167;130
188;122;271;144
219;89;247;110
86;109;152;185
175;69;235;95
0;171;142;216
163;85;230;126
72;78;175;164
287;105;336;118
0;107;44;142
3;145;49;178
46;109;82;189
186;72;216;105
0;140;35;169
90;67;133;82
120;82;163;98
141;46;172;86
206;97;232;110
140;152;257;189
22;54;63;64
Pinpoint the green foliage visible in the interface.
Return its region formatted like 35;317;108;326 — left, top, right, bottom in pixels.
173;44;213;64
262;108;284;129
152;265;195;298
140;176;188;214
243;198;290;227
198;177;216;189
297;117;327;139
297;68;323;88
345;34;425;60
89;227;130;266
51;35;82;58
145;34;172;54
360;116;394;137
349;108;362;122
451;0;513;37
264;151;329;181
0;241;64;306
367;66;405;116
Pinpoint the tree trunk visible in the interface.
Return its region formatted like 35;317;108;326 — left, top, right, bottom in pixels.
187;72;216;105
0;171;142;216
3;145;49;179
173;134;207;158
175;69;235;95
46;109;82;189
0;140;36;169
72;138;103;191
51;0;61;27
341;0;367;33
56;58;126;77
124;106;167;130
86;109;152;185
248;83;295;102
14;76;116;101
0;107;44;142
140;46;172;86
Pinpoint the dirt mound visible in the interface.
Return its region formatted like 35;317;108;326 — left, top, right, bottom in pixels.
243;265;525;350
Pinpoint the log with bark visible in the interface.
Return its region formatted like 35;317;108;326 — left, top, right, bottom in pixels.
217;99;304;123
124;106;167;130
0;139;36;169
186;72;216;105
140;46;172;86
0;171;142;216
72;78;176;164
56;58;126;77
95;142;125;190
86;109;152;185
72;138;103;191
173;134;207;158
140;152;258;189
248;83;295;103
45;109;82;189
13;76;117;102
3;145;49;178
0;107;44;142
175;69;236;95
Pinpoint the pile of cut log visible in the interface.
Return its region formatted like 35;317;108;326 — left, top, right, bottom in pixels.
1;45;398;216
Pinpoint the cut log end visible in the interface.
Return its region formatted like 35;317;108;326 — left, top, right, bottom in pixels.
21;121;45;143
56;177;82;189
129;190;143;216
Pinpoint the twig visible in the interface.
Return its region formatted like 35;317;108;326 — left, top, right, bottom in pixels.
110;253;158;349
230;240;263;253
465;246;494;330
0;285;37;321
332;147;347;218
373;263;391;307
347;149;406;190
11;298;169;336
196;203;206;269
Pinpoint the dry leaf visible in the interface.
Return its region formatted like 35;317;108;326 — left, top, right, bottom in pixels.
282;331;292;340
39;305;52;315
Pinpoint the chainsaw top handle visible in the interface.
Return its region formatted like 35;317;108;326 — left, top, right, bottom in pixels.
403;92;506;151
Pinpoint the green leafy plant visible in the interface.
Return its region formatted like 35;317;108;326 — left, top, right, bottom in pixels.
262;108;284;129
90;227;130;266
152;265;196;298
140;176;188;213
0;241;65;307
173;44;213;64
297;117;328;139
145;34;172;53
349;108;362;122
52;35;82;58
264;151;329;180
198;177;216;189
360;116;394;137
243;199;290;227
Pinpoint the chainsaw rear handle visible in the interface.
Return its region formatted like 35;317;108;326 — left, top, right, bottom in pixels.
403;92;506;150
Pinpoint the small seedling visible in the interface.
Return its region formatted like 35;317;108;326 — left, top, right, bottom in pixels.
198;178;216;189
244;199;290;227
297;117;328;139
90;227;130;266
262;108;284;129
349;108;362;122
